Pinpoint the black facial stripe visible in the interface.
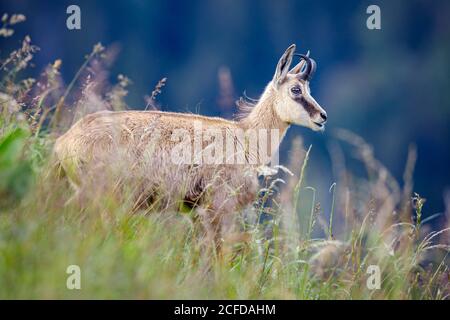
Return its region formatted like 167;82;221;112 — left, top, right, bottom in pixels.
294;96;318;117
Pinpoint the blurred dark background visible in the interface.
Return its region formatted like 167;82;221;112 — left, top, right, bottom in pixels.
1;0;449;218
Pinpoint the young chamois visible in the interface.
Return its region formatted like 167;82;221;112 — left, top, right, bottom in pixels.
54;44;327;249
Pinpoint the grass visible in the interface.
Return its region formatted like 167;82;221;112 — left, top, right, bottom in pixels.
0;14;448;299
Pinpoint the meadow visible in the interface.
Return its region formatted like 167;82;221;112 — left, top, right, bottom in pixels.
0;14;448;299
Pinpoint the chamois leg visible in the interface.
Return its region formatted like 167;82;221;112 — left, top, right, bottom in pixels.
198;189;243;261
196;205;225;259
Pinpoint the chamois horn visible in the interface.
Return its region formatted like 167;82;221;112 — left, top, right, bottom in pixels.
294;51;316;81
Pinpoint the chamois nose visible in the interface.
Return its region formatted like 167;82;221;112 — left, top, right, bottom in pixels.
320;112;327;122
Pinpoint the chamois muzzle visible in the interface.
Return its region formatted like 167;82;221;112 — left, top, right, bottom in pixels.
294;53;317;81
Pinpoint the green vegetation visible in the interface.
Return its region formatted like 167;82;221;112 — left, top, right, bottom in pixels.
0;15;448;299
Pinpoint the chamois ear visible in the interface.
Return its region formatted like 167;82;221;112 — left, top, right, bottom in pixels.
273;44;296;87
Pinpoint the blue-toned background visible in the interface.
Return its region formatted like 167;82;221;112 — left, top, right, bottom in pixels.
2;0;449;217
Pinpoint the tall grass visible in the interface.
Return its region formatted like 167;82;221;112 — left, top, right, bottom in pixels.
0;14;448;299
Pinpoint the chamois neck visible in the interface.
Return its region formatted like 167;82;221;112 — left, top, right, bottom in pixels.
237;83;290;165
239;84;289;134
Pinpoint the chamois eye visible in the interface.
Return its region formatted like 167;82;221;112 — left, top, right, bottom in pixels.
291;86;302;95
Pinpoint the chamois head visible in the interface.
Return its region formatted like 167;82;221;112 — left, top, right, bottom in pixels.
271;44;327;131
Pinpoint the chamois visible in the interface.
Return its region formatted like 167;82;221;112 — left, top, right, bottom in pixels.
54;44;327;248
